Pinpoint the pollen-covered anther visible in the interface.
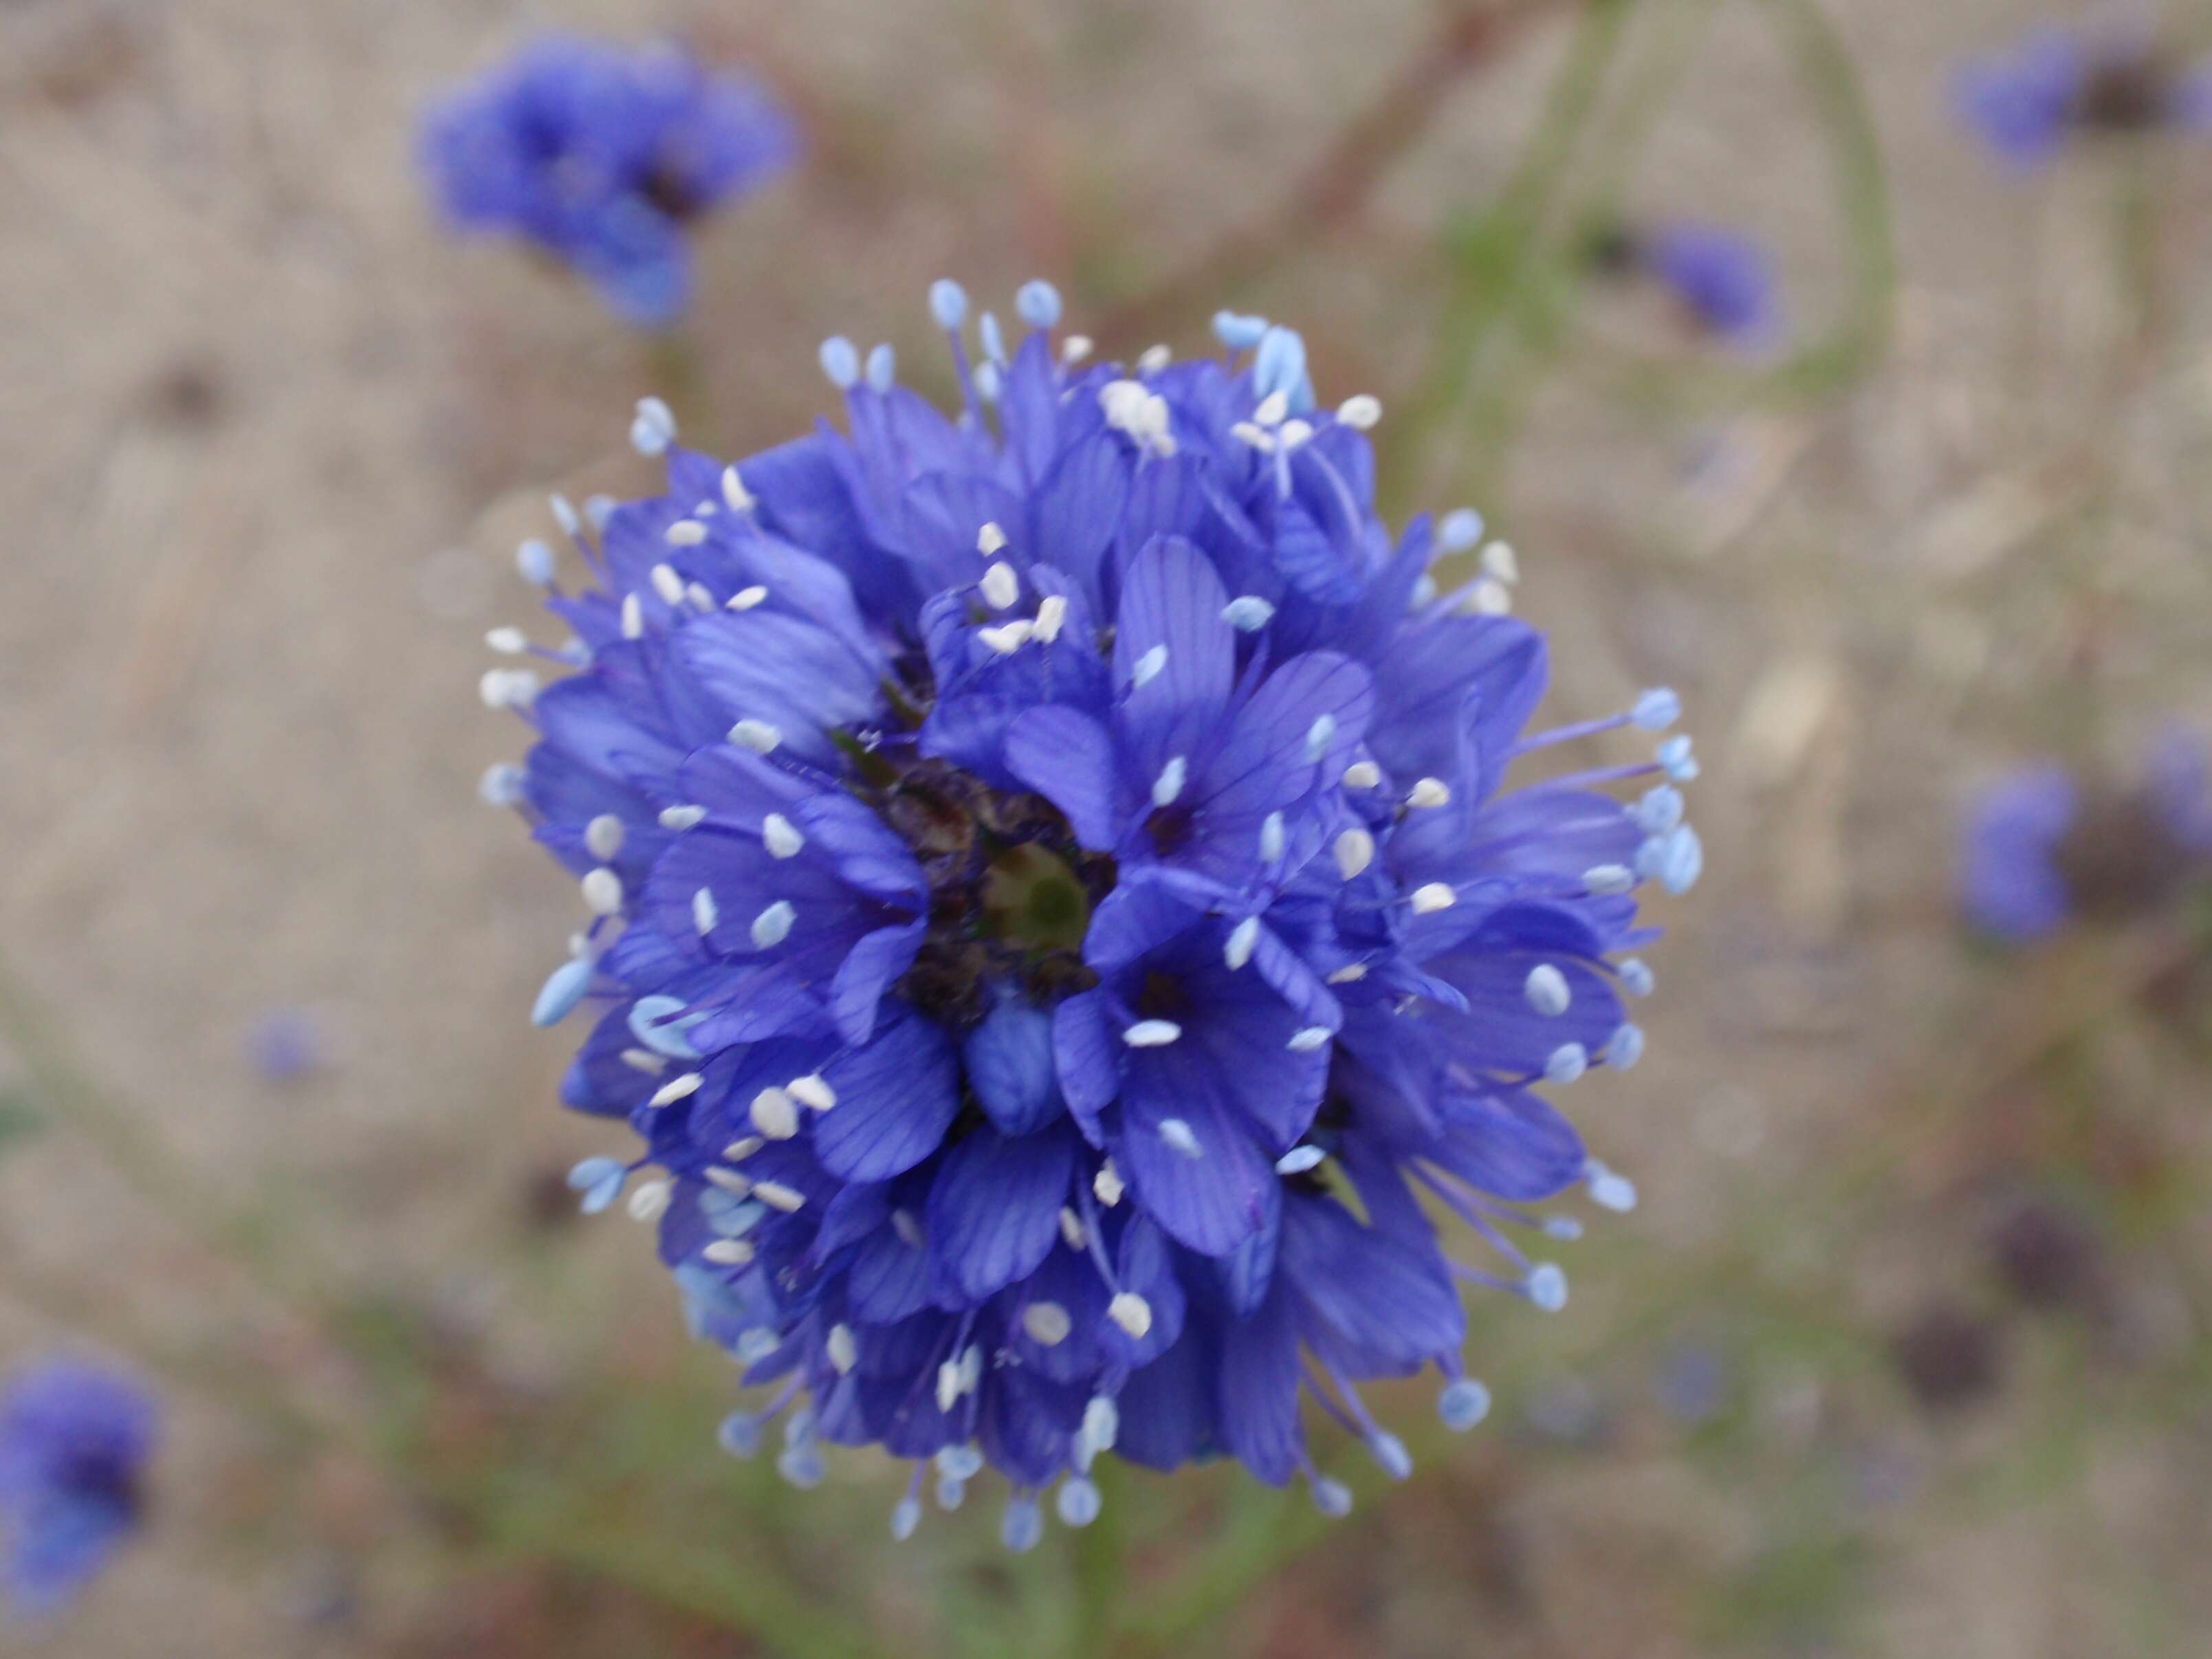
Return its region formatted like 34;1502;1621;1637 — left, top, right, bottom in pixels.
1407;777;1452;809
1326;963;1368;984
1061;334;1093;363
705;1167;754;1196
580;867;623;915
1158;1117;1203;1158
584;813;626;861
1152;756;1187;807
1093;1161;1125;1206
981;562;1020;610
1342;760;1382;791
1305;714;1338;761
485;626;527;655
752;1180;807;1213
1032;595;1069;643
727;584;768;611
1221;596;1276;631
721;466;755;512
620;594;644;639
891;1208;926;1249
1106;1292;1154;1339
728;718;782;753
1253;390;1290;427
1260;812;1286;863
517;538;557;586
723;1136;763;1161
1544;1042;1588;1085
1131;644;1168;688
630;397;676;456
479;668;540;710
703;1238;756;1266
761;814;804;859
1336;394;1381;429
1334;827;1375;879
1526;1263;1569;1311
664;518;708;547
1275;1145;1326;1175
787;1074;836;1112
1286;1026;1333;1053
1481;540;1520;584
1121;1020;1181;1048
626;1180;672;1222
978;619;1033;655
977;521;1007;556
1409;882;1457;914
826;1323;858;1374
648;1071;703;1108
1021;1302;1073;1346
1224;916;1260;970
749;1087;800;1140
1584;863;1635;895
1524;964;1572;1018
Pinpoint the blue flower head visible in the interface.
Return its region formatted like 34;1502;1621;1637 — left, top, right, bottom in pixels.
1961;731;2212;943
1954;29;2212;169
419;36;799;325
0;1361;157;1616
482;286;1699;1539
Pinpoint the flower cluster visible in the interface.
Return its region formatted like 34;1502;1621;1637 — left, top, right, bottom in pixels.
482;284;1699;1543
1588;221;1778;349
0;1361;157;1614
1960;732;2212;944
1954;28;2212;169
420;36;799;325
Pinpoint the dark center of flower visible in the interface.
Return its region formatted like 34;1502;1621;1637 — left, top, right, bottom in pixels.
852;751;1113;1025
2077;59;2169;132
2052;784;2195;917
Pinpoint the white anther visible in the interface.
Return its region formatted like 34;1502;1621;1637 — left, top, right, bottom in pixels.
1131;644;1168;688
517;538;557;586
728;718;782;753
664;520;708;548
1137;344;1172;374
1253;390;1290;426
1408;777;1452;809
692;888;720;935
1524;964;1571;1018
751;900;796;949
1275;1145;1326;1175
1221;596;1276;631
722;1136;763;1161
620;593;644;639
980;562;1020;610
977;521;1007;556
1326;963;1368;983
1526;1263;1568;1311
1334;827;1375;880
1158;1117;1203;1158
1260;811;1286;863
978;620;1033;654
626;1180;672;1222
1410;883;1456;914
1122;1020;1181;1048
549;495;581;536
650;564;686;606
1061;335;1093;364
752;1180;806;1213
660;804;707;831
750;1087;800;1140
1287;1026;1333;1052
1093;1161;1125;1206
1342;760;1382;790
581;815;624;863
1059;1206;1086;1249
1152;755;1187;807
1481;541;1519;585
787;1074;836;1112
1305;714;1337;761
1588;1163;1639;1212
478;668;540;710
1277;418;1314;450
1022;1302;1073;1346
630;397;676;456
649;1071;703;1109
621;1048;666;1075
1224;916;1260;971
761;813;804;859
727;584;769;611
580;866;622;915
703;1238;756;1266
1336;394;1381;429
1107;1292;1154;1339
1467;578;1513;615
826;1323;858;1374
1032;594;1068;643
485;626;528;655
1410;575;1438;608
1619;958;1654;998
704;1167;754;1197
891;1208;926;1249
1231;421;1277;452
1544;1043;1588;1085
721;466;755;513
1583;864;1635;895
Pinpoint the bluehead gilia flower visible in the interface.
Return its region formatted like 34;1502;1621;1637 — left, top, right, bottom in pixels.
0;1361;157;1614
1587;222;1778;349
1961;732;2212;944
481;283;1700;1541
1953;28;2212;169
419;36;799;326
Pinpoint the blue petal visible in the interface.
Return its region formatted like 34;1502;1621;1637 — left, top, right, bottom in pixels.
926;1128;1076;1300
809;1009;961;1182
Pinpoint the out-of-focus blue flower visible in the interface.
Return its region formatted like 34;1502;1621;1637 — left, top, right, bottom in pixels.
0;1361;157;1616
245;1007;327;1083
420;36;799;325
1642;225;1780;347
1954;29;2212;169
477;283;1699;1540
1960;732;2212;943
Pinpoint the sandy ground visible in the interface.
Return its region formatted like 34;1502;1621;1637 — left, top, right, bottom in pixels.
4;0;2211;1653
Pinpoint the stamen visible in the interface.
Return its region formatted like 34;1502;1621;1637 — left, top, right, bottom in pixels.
630;397;675;456
530;958;593;1026
620;1048;665;1075
479;763;525;807
479;668;540;710
1439;1378;1491;1431
516;539;557;586
865;343;896;392
1618;958;1655;998
818;336;860;390
1409;882;1456;914
1033;595;1069;642
1407;777;1452;809
728;584;768;611
1152;756;1187;807
648;1072;703;1108
485;626;527;655
1093;1161;1125;1206
751;901;796;948
1221;596;1276;631
692;888;719;936
660;804;706;832
1438;508;1485;551
891;1209;925;1249
787;1074;836;1112
620;594;644;639
978;620;1033;654
702;1238;755;1266
1061;335;1093;364
826;1323;858;1374
729;718;782;753
580;867;623;915
1633;688;1681;730
1584;864;1635;895
1131;644;1168;687
753;1180;807;1213
1059;1207;1086;1249
1224;916;1260;970
1260;812;1286;863
1014;280;1062;329
1604;1024;1644;1069
762;814;805;859
1586;1162;1638;1212
1334;827;1375;879
928;278;968;330
664;520;707;548
1336;394;1381;429
1526;1263;1568;1311
1021;1302;1073;1345
1276;1145;1326;1175
1122;1020;1181;1048
981;562;1019;610
1107;1291;1154;1339
1001;1497;1043;1554
1326;963;1368;984
1304;714;1337;761
1055;1477;1101;1528
1287;1026;1333;1053
626;1180;672;1222
1158;1118;1203;1158
1544;1044;1588;1085
750;1087;800;1139
721;466;755;513
1342;760;1382;790
1524;964;1571;1017
977;522;1007;556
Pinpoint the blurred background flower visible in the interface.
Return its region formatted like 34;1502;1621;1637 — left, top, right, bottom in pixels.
0;1361;157;1617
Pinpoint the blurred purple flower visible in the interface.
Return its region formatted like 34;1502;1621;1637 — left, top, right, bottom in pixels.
1960;732;2212;943
0;1361;157;1616
419;36;799;326
245;1007;327;1084
1953;28;2212;169
1643;224;1780;347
